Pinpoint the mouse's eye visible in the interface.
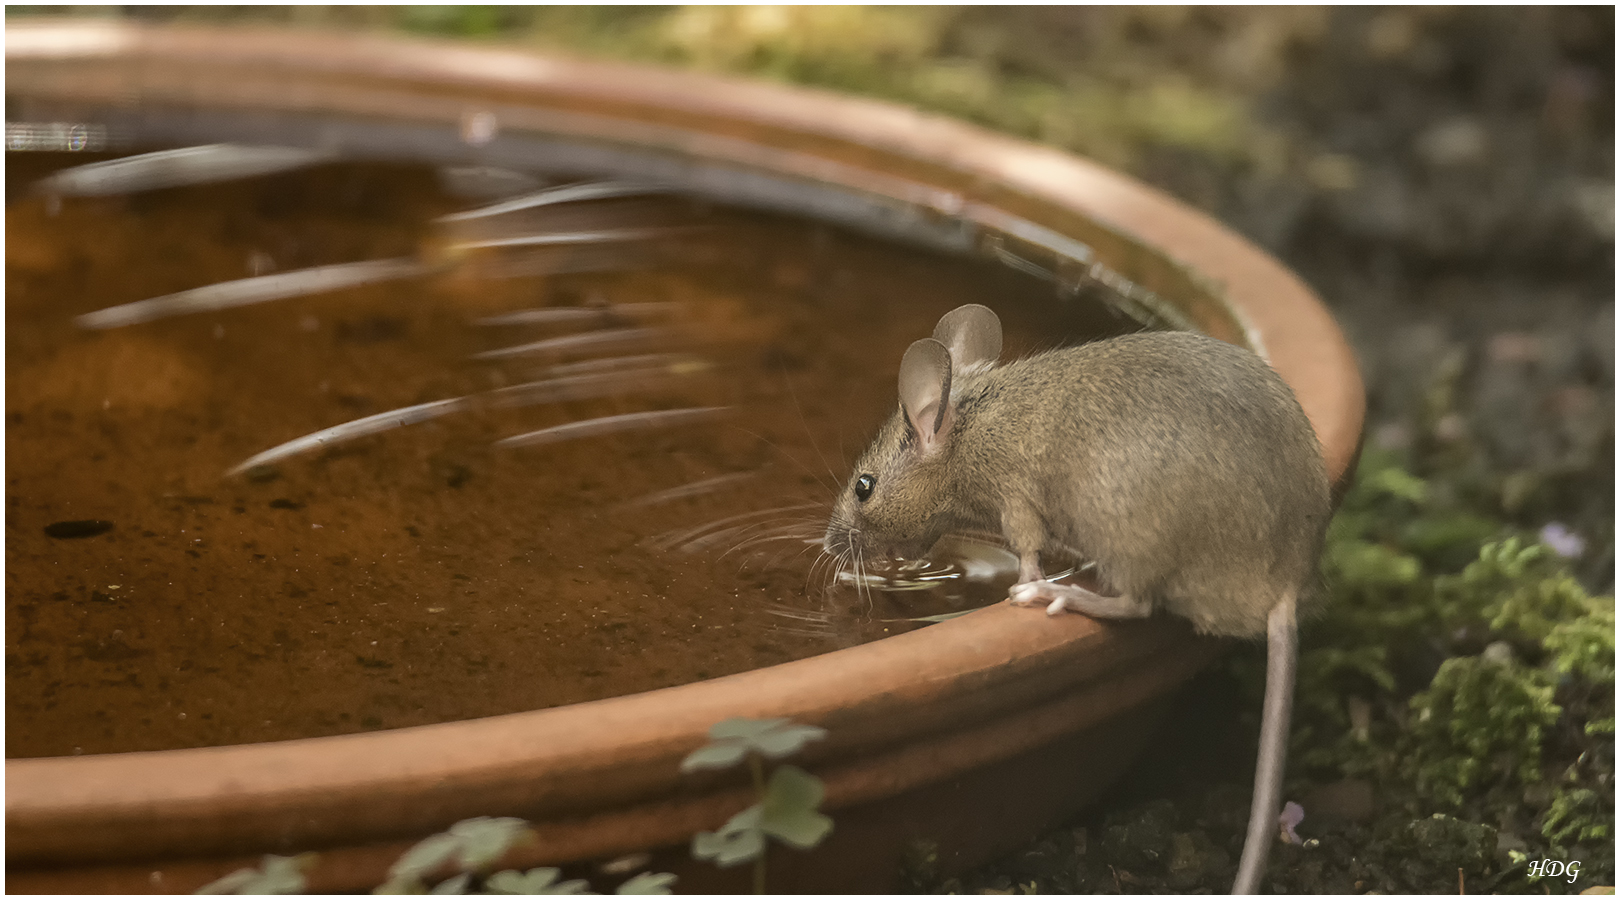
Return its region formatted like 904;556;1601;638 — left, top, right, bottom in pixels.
854;474;876;502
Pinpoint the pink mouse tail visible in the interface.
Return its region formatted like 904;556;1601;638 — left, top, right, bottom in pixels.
1231;594;1296;894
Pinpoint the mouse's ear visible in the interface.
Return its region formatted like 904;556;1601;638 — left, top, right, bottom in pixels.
932;304;1002;371
899;338;953;455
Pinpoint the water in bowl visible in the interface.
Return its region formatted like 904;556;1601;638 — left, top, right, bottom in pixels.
5;149;1130;757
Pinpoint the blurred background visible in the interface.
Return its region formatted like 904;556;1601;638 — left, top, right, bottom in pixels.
8;5;1614;893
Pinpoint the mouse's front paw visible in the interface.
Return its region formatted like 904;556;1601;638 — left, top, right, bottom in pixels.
1007;580;1043;605
1007;580;1072;616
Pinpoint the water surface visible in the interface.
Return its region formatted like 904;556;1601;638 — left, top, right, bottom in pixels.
6;151;1127;757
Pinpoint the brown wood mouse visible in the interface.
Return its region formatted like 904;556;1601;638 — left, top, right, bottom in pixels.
823;304;1331;894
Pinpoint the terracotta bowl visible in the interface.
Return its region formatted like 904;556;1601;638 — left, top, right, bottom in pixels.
5;21;1364;893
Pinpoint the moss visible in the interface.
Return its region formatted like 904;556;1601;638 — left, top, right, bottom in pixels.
1279;447;1615;888
1436;538;1598;645
1403;814;1497;882
1404;654;1560;807
1545;787;1611;846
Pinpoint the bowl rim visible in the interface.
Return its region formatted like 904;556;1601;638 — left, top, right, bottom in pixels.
5;17;1365;881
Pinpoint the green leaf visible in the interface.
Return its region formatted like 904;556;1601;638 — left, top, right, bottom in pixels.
195;869;260;895
692;805;766;867
197;854;313;895
371;876;420;895
448;817;532;872
615;872;678;894
691;830;726;860
389;833;461;884
761;807;834;849
486;868;561;894
709;717;788;741
1362;465;1428;504
750;724;828;759
685;718;827;770
680;740;749;772
763;764;824;811
760;765;833;849
429;872;472;894
715;803;764;837
714;828;765;867
692;826;766;867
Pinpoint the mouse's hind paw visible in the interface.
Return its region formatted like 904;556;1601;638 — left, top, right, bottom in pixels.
1008;581;1150;620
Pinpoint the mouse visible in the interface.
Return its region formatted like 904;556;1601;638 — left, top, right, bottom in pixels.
823;303;1331;895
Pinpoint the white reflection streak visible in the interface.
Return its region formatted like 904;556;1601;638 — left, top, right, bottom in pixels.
76;259;426;330
474;303;679;327
435;181;668;223
226;397;469;476
224;357;712;475
450;228;669;252
36;144;333;196
472;327;665;361
495;407;727;450
485;369;672;408
546;353;689;376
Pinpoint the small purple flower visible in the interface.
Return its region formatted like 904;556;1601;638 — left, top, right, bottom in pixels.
1540;522;1586;559
1279;801;1305;845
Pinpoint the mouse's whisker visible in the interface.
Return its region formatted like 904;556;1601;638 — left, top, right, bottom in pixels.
758;602;839;640
714;521;804;559
753;536;821;573
813;547;843;600
850;545;873;615
772;365;843;498
726;425;841;497
803;552;827;597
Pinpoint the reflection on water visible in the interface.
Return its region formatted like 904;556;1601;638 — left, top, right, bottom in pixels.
5;148;1128;757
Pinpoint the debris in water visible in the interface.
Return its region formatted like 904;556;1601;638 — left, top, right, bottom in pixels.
44;519;114;539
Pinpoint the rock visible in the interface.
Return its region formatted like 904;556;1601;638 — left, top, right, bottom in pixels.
1300;779;1377;824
